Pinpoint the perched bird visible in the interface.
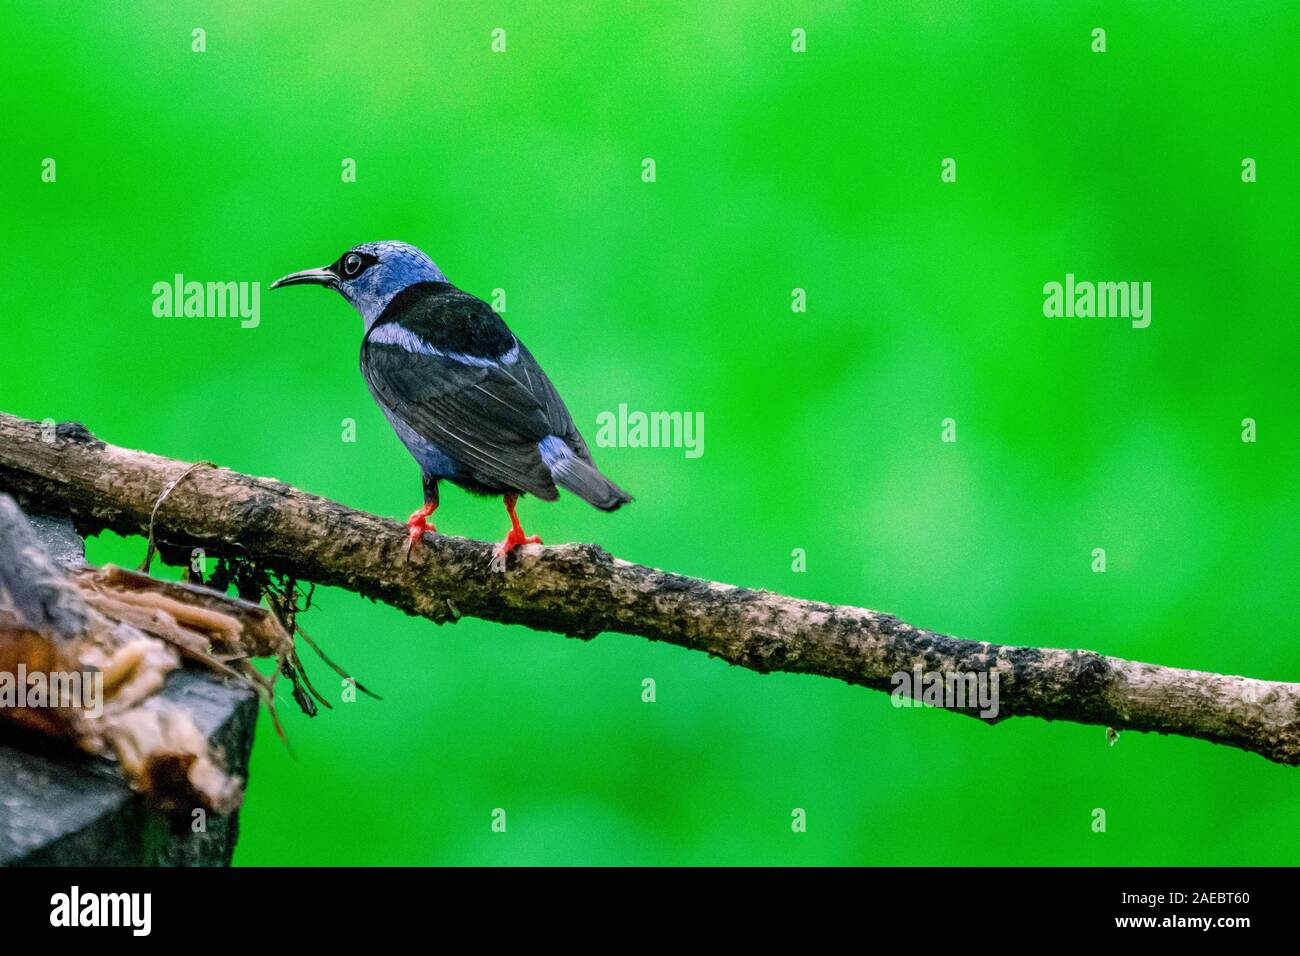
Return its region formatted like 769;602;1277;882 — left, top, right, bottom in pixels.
271;241;630;565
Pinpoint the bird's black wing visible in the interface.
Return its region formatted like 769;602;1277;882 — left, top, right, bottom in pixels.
513;340;598;465
360;284;585;498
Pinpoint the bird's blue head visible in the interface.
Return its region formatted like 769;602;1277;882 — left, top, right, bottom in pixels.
271;241;447;328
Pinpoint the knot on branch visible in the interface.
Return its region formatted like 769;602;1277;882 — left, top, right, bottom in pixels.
54;421;104;448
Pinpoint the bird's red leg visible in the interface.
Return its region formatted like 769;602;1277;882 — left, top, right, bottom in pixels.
404;479;439;559
492;493;542;562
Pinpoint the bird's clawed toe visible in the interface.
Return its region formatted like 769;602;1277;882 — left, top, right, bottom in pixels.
489;527;543;572
403;504;438;560
489;493;542;571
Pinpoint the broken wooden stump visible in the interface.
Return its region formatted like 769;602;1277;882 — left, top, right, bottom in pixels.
0;509;260;866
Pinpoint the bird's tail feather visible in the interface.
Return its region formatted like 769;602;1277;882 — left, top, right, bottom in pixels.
549;456;632;512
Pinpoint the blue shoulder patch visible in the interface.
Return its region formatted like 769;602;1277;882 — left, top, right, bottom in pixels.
370;322;519;366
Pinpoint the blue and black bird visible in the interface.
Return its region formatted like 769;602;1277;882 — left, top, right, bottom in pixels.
271;241;630;564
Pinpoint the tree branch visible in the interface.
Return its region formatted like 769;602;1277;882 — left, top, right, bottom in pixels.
0;411;1296;765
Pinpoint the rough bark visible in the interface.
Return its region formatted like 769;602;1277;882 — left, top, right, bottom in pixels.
0;412;1296;765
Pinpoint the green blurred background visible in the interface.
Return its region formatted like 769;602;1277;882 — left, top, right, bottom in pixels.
3;1;1297;865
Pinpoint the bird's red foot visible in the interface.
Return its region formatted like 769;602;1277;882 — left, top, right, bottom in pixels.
490;494;542;571
493;526;542;557
404;503;438;559
490;529;542;571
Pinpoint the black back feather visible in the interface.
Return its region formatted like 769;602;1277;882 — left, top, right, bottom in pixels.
360;283;604;500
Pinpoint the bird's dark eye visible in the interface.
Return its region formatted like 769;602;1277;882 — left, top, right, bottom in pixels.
343;253;363;277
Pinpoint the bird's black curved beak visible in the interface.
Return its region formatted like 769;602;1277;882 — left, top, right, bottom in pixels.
270;266;338;290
